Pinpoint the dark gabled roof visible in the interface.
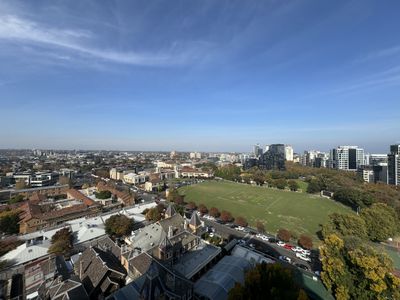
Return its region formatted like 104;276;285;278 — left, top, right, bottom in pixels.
91;247;127;276
165;204;176;217
189;212;201;227
76;246;127;295
46;276;89;300
88;236;122;259
130;252;153;275
158;213;185;234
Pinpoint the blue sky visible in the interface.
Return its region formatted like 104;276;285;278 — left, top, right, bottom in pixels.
0;0;399;153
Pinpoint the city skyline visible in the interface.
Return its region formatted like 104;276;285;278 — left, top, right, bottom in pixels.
1;0;400;152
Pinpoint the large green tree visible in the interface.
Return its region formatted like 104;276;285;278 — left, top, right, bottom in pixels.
105;214;134;237
321;213;368;240
320;234;400;300
228;263;308;300
48;228;74;257
0;210;20;235
360;203;399;242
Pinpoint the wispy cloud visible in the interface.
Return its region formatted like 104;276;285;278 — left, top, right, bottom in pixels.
355;45;400;63
0;14;205;66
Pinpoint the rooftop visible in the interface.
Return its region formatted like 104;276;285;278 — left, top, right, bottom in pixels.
172;241;221;279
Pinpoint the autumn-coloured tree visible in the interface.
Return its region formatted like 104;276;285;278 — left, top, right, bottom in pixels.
277;228;291;242
145;207;162;221
198;204;208;215
256;221;265;233
319;234;400;300
235;216;248;227
209;207;220;218
220;210;234;223
298;234;313;250
186;202;197;210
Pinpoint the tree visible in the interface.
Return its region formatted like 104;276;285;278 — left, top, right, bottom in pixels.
234;216;248;227
298;234;313;250
48;228;74;257
277;228;291;242
167;189;185;205
288;180;299;191
214;165;241;181
321;213;368;240
105;215;134;237
0;210;20;234
198;204;208;215
360;203;399;242
220;210;234;223
209;207;220;218
145;207;162;221
252;171;265;186
275;178;287;190
319;234;400;300
95;190;112;199
306;179;321;194
228;263;309;300
8;194;24;204
256;221;265;233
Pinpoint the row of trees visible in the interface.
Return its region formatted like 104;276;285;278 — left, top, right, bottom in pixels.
277;228;313;250
322;203;399;243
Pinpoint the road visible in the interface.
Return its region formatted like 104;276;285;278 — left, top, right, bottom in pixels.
202;218;319;273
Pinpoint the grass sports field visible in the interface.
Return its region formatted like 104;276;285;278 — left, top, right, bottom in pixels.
179;180;352;240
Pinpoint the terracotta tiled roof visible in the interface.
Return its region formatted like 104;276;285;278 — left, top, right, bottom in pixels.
67;189;96;207
97;182;134;205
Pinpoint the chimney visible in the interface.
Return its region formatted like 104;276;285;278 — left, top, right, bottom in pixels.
168;226;173;238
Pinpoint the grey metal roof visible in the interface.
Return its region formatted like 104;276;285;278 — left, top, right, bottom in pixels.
194;255;252;300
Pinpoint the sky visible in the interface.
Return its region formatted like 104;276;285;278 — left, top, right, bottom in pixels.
0;0;400;153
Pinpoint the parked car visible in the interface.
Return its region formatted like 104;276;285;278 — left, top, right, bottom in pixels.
283;244;293;250
301;249;311;256
295;263;310;271
277;241;286;247
261;235;269;242
291;246;303;252
279;256;292;263
296;253;311;262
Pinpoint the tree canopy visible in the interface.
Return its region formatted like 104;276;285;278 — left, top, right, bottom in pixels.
48;228;74;257
105;214;134;237
320;234;400;300
0;210;20;235
360;203;399;242
228;263;308;300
